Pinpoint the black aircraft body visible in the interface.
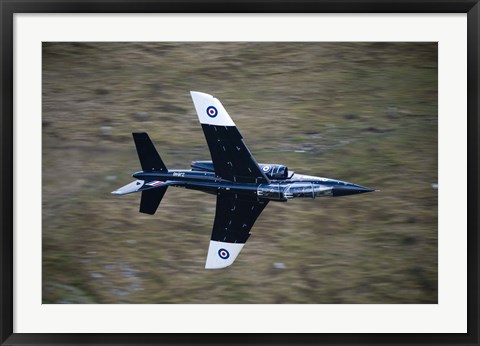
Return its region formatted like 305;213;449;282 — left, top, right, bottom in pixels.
113;91;374;268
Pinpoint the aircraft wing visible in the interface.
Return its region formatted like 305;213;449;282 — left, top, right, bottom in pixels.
190;91;270;184
205;190;269;269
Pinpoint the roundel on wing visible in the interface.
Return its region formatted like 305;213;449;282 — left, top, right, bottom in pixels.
218;248;230;259
262;165;271;172
206;106;218;118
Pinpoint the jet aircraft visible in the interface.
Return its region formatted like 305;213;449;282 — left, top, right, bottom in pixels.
112;91;374;269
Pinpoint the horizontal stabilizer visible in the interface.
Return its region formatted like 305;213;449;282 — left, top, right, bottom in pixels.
133;132;167;172
140;187;168;215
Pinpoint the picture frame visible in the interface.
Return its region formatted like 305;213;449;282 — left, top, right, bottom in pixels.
1;1;478;345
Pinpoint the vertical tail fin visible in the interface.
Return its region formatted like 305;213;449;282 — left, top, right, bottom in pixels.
132;132;167;172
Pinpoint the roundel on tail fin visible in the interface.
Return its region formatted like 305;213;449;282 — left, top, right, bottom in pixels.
218;248;230;259
206;106;218;118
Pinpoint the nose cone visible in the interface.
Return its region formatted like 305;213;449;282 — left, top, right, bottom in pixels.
332;184;374;197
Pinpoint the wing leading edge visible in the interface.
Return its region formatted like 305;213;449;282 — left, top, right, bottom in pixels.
206;191;269;269
190;91;269;184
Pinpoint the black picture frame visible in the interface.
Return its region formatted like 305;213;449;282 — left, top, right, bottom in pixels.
1;1;478;345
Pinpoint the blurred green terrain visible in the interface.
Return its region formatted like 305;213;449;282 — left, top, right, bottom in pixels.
42;42;437;304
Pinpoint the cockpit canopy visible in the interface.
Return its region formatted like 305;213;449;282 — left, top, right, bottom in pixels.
258;164;293;180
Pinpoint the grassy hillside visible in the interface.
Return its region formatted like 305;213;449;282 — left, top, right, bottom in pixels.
42;42;437;304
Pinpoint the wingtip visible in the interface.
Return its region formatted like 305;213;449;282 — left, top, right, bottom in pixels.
190;91;235;126
205;263;233;269
205;241;245;269
190;90;212;98
205;265;225;270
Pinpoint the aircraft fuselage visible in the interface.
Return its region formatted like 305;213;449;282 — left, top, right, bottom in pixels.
132;167;373;201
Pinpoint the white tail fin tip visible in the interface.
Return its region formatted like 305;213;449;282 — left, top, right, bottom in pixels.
111;180;144;195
